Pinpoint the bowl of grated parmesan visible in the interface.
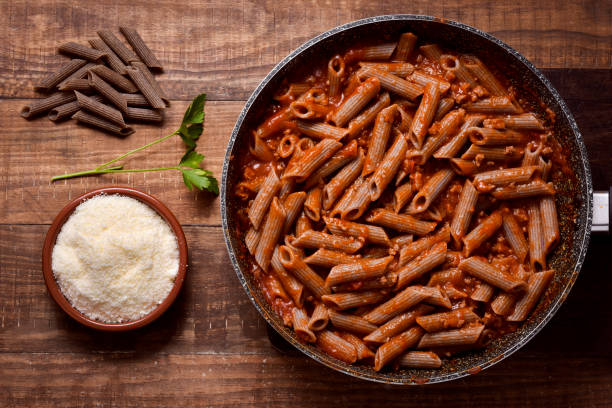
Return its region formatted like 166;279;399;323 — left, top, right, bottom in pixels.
42;187;188;331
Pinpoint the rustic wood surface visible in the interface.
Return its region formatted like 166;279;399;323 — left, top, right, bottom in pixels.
0;0;611;406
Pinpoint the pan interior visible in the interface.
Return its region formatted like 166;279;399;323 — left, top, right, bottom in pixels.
221;15;592;384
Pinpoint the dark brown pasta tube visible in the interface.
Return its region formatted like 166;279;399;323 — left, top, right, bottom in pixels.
90;65;138;93
119;27;163;70
49;95;104;121
125;107;163;122
57;62;97;88
58;42;107;62
57;78;91;91
125;67;165;108
131;61;169;105
72;110;134;136
87;72;128;113
35;59;88;91
75;91;126;127
21;92;77;118
89;38;128;74
123;93;150;107
97;30;140;63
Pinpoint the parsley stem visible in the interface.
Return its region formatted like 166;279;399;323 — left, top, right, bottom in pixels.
51;166;180;182
94;131;178;170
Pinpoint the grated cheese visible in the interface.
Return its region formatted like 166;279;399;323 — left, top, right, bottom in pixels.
52;194;179;323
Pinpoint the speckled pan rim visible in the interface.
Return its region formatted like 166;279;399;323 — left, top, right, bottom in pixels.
42;186;188;332
221;15;592;384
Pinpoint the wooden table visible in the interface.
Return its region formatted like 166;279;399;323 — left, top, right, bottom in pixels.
1;1;610;406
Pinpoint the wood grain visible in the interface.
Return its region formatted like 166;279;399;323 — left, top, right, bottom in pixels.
0;0;610;100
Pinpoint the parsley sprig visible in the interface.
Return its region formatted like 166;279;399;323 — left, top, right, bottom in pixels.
51;93;219;194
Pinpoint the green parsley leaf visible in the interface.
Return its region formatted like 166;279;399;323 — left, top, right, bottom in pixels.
181;168;219;194
179;150;205;169
178;94;206;148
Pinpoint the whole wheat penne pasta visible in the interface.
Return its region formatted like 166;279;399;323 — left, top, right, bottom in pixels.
460;55;506;96
119;27;163;70
125;66;165;109
264;273;291;304
394;32;418;61
57;61;97;87
396;242;447;289
87;71;128;113
322;291;387;311
89;39;128;74
296;120;348;142
340;178;373;220
522;143;542;167
468;127;524;146
323;150;364;210
439;54;476;86
35;58;87;91
428;268;464;287
304;187;322;222
409;82;441;148
58;42;106;61
473;166;539;191
250;134;274;161
465;96;520;114
324;217;390;246
351;43;397;61
365;209;437;236
254;197;286;271
294;211;311;237
48;95;101;121
316;330;357;364
407;169;454;214
459;257;527;293
417;324;485;348
398;351;442;368
396;105;414;132
358;62;414;77
470;282;495;302
501;210;529;263
393;183;413;213
90;65;138;93
306;141;358;190
462;210;503;256
358;65;423;100
271;246;305;307
281;191;307;234
279;245;330;299
416;307;480;332
363;104;398;175
125;107;163;122
434;97;456;122
450;180;479;245
57;78;91;91
333;273;398;292
374;326;424;371
502;113;545;130
398;225;451;266
72;110;134;136
255;107;292;139
97;30;140;63
363;305;431;345
540;196;560;254
123;93;150;107
326;256;393;287
308;303;330;331
291;100;331;120
412;286;452;309
328;309;378;335
132;61;169;104
279;175;294;201
419;44;443;61
490;292;516;316
293;308;317;342
248;168;281;230
412;109;465;165
75;91;126;127
408;71;451;93
330;77;380;127
539;157;552;182
328;55;345;98
462;144;523;161
347;95;391;140
391;234;414;247
282;138;343;182
527;201;547;271
21;92;77;119
244;227;261;255
368;131;408;200
338;332;375;361
303;249;360;268
449;159;478;176
434;114;485;158
507;270;554;321
293;230;363;254
491;180;555;200
277;133;299;158
363;286;430;325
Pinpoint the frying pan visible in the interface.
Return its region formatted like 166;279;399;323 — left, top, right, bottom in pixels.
221;15;608;384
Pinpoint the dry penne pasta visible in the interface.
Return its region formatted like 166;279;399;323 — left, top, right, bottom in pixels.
58;42;106;62
119;26;163;70
234;34;567;370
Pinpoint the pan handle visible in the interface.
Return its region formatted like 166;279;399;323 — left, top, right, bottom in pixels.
592;189;610;233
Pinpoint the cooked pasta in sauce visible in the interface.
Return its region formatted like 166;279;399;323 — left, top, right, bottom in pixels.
233;32;570;371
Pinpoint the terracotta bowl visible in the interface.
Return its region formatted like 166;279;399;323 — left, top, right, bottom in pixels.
42;187;188;331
